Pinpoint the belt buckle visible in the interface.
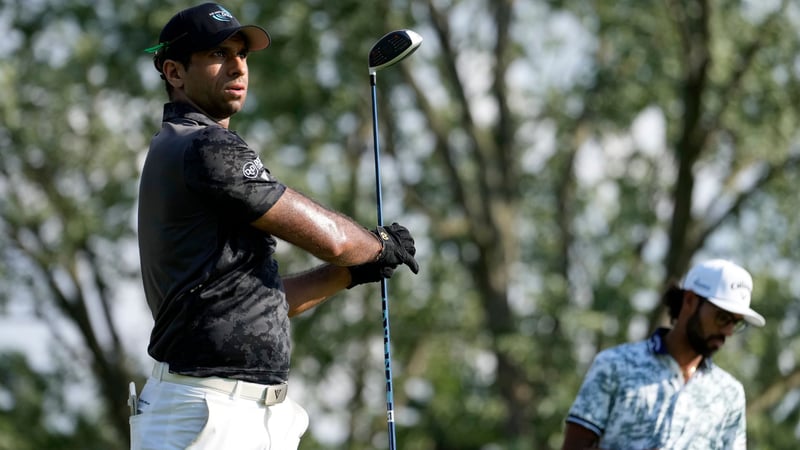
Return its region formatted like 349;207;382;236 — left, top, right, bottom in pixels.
262;383;288;406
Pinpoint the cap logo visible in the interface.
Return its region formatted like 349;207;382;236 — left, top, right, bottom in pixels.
730;280;750;291
730;280;751;300
691;279;711;292
209;8;234;22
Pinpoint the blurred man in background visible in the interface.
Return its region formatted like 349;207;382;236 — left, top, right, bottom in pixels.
562;259;765;450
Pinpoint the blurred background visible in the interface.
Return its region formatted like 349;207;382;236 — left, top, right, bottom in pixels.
1;0;800;448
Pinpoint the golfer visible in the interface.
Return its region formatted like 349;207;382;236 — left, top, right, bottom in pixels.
132;3;419;449
561;259;765;450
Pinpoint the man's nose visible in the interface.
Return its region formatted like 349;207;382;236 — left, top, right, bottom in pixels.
230;56;246;76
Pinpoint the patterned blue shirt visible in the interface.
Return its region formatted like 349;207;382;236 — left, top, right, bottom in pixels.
566;328;746;449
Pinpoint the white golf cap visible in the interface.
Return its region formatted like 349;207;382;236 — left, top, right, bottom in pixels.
681;259;765;327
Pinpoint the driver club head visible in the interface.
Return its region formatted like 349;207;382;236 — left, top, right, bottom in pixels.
368;29;423;73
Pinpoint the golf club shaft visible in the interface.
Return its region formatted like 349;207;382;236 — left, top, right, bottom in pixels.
370;72;397;450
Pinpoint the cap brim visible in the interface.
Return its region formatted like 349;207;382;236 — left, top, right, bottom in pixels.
706;297;766;327
237;25;270;51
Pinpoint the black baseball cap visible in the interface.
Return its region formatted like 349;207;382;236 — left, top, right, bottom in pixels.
145;3;270;66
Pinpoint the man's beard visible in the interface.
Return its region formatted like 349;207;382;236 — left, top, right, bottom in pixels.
686;308;723;358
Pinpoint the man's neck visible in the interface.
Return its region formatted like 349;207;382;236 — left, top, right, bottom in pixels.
663;327;703;379
171;98;231;129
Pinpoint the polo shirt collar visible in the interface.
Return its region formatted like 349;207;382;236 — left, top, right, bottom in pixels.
162;102;220;127
648;327;712;372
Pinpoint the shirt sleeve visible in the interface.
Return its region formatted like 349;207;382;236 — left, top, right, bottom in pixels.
566;350;618;437
184;127;286;223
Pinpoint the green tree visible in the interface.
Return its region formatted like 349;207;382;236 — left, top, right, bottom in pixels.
0;0;159;446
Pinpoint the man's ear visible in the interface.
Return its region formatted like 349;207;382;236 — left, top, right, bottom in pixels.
683;290;701;313
162;59;185;90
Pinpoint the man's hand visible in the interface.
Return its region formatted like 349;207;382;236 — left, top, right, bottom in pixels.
373;223;419;273
561;423;602;450
347;223;419;288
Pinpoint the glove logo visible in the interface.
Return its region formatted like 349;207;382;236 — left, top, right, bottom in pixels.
379;230;390;241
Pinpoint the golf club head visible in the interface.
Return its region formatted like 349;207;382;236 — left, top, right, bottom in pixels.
368;29;423;73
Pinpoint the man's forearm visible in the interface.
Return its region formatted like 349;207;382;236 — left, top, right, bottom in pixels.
283;264;351;317
252;188;382;265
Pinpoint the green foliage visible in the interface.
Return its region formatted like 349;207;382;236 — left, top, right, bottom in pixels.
0;353;118;450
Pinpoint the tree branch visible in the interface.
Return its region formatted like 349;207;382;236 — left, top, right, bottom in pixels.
706;0;789;134
690;153;800;250
747;368;800;416
425;0;499;246
664;0;711;279
490;0;515;199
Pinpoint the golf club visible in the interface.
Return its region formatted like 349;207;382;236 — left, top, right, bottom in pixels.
368;29;422;450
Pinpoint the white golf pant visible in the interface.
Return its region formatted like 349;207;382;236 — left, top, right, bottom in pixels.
129;366;308;450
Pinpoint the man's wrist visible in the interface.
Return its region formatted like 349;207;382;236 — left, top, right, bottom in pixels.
371;227;386;262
